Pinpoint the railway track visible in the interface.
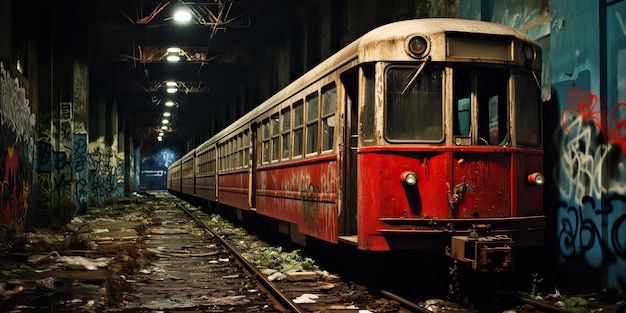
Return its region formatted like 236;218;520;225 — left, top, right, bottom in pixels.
167;194;423;313
166;195;609;313
2;193;622;312
124;194;623;313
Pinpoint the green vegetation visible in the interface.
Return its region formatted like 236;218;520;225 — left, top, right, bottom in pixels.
244;246;319;273
530;271;543;298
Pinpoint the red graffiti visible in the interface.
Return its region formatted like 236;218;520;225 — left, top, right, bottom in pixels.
608;102;626;151
561;88;606;137
561;87;626;153
1;147;29;228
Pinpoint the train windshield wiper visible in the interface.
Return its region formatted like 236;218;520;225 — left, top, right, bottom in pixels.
401;58;430;96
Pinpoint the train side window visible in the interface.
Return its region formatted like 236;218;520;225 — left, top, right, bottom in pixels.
227;139;233;170
201;153;206;173
236;134;243;168
223;141;228;170
219;144;224;170
262;119;270;164
217;145;221;170
198;151;205;174
271;113;280;162
232;138;236;169
293;100;304;158
209;148;215;174
242;131;249;168
322;83;336;152
231;137;236;169
196;152;201;174
281;107;291;160
256;124;262;165
306;91;319;155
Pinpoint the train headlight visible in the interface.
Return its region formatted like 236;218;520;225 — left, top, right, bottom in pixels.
400;171;418;186
527;172;545;185
522;44;536;65
406;36;429;58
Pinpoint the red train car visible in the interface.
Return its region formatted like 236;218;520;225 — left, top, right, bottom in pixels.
195;140;217;202
181;151;195;196
168;18;545;271
168;159;182;194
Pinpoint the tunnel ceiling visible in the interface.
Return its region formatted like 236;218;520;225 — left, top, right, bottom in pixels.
88;0;294;146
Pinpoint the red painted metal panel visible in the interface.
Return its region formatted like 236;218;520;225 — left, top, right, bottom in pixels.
451;152;511;218
355;146;544;251
255;155;339;243
512;151;544;216
218;170;249;210
356;149;448;250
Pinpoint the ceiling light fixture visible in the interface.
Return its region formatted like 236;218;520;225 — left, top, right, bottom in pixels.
166;47;181;62
165;101;175;107
166;81;177;87
163;112;172;117
173;5;192;23
167;87;177;93
162;119;170;124
161;125;168;130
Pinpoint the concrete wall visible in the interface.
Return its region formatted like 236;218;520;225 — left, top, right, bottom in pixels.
0;0;37;235
0;1;134;236
549;0;626;294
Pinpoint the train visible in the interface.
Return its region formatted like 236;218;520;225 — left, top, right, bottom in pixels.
168;18;545;271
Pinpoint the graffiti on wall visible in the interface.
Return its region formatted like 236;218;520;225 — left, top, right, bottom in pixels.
36;119;88;222
557;86;626;289
37;143;74;221
88;136;124;205
133;147;141;191
0;62;35;232
73;132;88;206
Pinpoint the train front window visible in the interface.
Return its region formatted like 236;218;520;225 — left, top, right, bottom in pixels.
385;66;443;141
453;67;509;146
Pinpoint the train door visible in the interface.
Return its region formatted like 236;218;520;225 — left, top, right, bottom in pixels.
339;68;359;238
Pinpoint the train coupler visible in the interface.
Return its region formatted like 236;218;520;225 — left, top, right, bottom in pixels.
445;234;513;271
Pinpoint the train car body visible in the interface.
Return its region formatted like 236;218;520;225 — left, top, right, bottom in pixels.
181;151;195;196
168;159;182;194
195;140;217;202
168;18;545;270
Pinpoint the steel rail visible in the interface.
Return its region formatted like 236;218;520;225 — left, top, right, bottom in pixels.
379;289;436;313
168;196;306;313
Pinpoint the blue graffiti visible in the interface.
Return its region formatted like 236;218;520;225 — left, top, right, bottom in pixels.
37;141;70;173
